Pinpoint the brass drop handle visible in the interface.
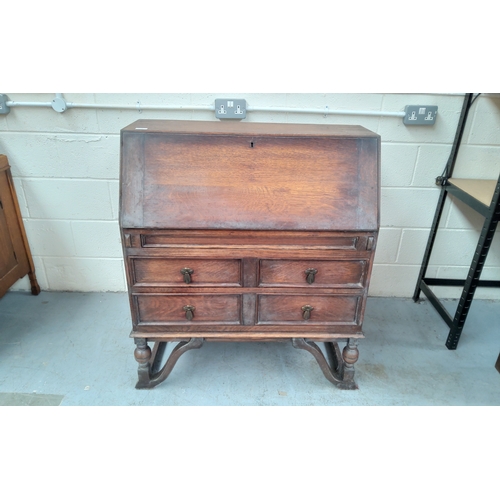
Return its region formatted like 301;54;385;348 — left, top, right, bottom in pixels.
302;305;314;320
181;268;194;284
305;268;318;284
183;305;195;321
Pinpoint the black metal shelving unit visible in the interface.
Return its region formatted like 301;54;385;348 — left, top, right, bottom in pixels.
413;93;500;349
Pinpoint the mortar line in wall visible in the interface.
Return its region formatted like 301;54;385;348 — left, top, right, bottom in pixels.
385;139;491;147
37;256;124;261
394;228;404;263
380;186;440;190
12;176;119;182
0;130;464;146
382;186;441;189
409;146;422;186
1;129;470;146
381;141;500;147
0;130;119;135
380;226;492;233
17;179;31;218
4;128;500;147
38;257;49;290
379;226;429;230
373;263;424;266
11;180;438;188
464;100;478;146
107;182;117;220
23;220;119;224
23;217;118;220
441;195;455;229
24;220;468;228
372;264;424;268
13;177;444;186
69;220;78;258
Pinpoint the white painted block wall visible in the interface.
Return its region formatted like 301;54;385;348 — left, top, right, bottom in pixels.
1;93;500;298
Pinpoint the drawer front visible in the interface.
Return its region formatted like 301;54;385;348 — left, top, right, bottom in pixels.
259;260;366;288
257;294;360;325
131;258;241;287
135;294;242;325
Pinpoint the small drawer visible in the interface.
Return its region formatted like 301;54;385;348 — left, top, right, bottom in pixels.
259;260;366;288
136;294;242;325
131;258;241;287
257;294;360;325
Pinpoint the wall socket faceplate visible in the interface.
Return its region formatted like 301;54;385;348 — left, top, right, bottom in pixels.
404;105;438;125
215;99;246;120
0;94;10;115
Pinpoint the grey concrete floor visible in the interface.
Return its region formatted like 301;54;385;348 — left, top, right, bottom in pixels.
0;291;499;405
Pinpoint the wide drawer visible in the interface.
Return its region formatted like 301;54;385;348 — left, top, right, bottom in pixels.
257;294;361;325
130;258;241;287
135;294;242;325
259;259;366;288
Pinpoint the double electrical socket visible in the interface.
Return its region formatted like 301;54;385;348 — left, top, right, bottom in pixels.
403;105;438;125
215;99;246;120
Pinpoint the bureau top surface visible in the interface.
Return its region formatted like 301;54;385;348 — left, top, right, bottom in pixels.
121;120;380;138
120;120;380;231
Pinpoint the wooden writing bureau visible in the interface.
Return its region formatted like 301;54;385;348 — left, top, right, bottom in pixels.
120;120;380;389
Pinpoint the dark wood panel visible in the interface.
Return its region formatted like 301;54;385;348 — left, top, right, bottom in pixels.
356;137;380;230
141;135;367;230
242;258;258;287
120;122;380;232
0;194;18;280
242;293;257;325
119;133;144;228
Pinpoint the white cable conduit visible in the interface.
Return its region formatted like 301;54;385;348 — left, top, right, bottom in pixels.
4;94;406;118
248;106;404;117
5;99;214;113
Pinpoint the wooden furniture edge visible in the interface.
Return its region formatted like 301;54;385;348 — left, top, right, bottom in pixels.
0;154;40;295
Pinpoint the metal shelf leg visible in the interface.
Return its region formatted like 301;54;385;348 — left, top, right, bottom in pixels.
413;188;449;302
445;188;500;349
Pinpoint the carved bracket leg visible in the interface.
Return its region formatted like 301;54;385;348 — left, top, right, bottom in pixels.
134;337;204;389
134;338;152;388
292;338;359;390
340;338;359;390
